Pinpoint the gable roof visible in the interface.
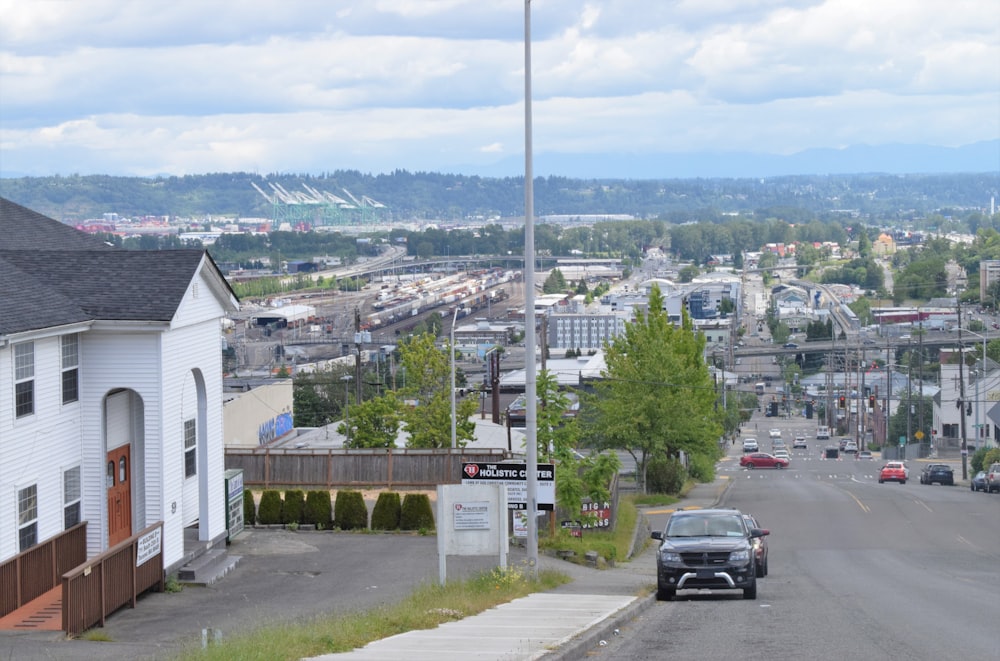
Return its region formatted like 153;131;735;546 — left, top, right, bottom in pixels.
0;197;113;250
1;197;237;336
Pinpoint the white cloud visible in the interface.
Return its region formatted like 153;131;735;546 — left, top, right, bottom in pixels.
0;0;996;177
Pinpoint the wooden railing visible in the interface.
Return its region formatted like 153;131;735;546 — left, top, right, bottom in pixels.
62;521;164;636
0;522;87;618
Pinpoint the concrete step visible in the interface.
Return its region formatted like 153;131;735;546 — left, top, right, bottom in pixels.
176;548;242;586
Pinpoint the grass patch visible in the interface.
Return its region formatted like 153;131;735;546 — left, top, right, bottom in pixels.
174;565;568;661
630;492;681;508
79;629;113;642
539;495;644;565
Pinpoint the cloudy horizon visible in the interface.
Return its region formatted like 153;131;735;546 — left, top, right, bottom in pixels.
1;0;997;179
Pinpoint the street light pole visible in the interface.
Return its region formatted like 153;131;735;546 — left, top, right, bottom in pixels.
341;374;353;446
451;306;459;449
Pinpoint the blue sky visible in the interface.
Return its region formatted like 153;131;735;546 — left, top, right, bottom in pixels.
1;0;998;178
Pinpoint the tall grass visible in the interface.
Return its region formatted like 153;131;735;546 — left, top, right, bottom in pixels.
175;565;568;661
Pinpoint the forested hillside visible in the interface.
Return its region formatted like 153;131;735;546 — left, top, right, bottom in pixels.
0;171;996;223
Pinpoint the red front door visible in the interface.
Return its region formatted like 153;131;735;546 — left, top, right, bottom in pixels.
107;446;132;547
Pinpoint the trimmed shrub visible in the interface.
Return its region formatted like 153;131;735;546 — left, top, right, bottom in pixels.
243;489;256;526
646;455;686;495
400;493;435;531
282;490;306;524
334;490;368;530
257;490;283;525
304;490;333;528
370;492;401;530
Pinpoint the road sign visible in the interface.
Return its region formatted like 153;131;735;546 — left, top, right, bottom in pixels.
899;436;906;446
461;462;555;510
914;431;924;440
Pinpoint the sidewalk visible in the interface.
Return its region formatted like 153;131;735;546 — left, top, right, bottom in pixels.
0;476;730;661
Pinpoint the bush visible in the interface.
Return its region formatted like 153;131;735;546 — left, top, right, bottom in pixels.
370;492;401;530
304;490;333;528
334;490;368;530
400;493;435;531
282;490;306;524
243;490;256;526
687;453;717;483
646;456;686;495
257;490;283;525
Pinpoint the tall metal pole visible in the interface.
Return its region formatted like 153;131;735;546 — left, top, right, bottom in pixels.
451;306;459;449
957;306;969;480
523;0;539;576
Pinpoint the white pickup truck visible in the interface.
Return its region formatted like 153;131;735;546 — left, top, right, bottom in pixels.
816;426;831;440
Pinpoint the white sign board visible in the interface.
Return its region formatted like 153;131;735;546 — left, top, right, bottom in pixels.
461;462;555;510
136;527;162;567
453;501;491;530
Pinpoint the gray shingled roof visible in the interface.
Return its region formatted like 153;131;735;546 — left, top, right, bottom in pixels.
1;197;225;335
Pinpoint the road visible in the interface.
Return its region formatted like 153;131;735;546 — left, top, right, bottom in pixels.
588;413;1000;660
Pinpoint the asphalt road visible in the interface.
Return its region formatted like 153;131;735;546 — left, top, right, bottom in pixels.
588;412;1000;660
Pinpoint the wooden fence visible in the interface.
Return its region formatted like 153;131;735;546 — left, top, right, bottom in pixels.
0;522;87;619
62;521;164;636
226;447;515;488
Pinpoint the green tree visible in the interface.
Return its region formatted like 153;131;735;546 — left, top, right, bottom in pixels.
543;269;567;294
339;394;402;448
397;333;478;448
582;284;721;492
677;264;699;283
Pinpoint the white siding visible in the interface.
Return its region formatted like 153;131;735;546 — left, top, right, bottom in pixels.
0;334;85;561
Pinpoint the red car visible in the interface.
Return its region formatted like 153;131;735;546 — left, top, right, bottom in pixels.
878;461;908;484
740;453;789;469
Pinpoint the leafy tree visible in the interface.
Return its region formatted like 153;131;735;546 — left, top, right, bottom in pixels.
397;333;478;448
677;264;699;283
582;284;721;492
543;269;567;294
339;394;402;448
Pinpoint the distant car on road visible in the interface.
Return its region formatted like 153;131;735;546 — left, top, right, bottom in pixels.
879;462;908;484
769;428;782;439
792;436;807;449
971;470;988;492
773;449;790;462
742;438;759;453
843;441;858;454
857;450;873;460
919;464;954;486
783;342;798;349
986;462;1000;493
740;453;789;469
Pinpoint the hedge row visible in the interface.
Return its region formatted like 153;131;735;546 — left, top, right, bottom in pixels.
245;490;435;531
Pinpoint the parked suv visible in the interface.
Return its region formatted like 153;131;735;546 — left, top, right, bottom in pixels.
987;463;1000;493
919;464;954;486
650;509;769;601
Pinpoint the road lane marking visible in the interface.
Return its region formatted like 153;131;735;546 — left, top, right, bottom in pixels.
846;490;870;513
913;499;933;513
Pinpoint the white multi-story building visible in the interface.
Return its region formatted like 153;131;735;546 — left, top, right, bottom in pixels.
1;198;239;575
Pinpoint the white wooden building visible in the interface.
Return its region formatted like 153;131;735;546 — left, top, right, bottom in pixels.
0;198;239;573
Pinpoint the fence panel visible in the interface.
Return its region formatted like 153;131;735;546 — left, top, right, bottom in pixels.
62;521;164;636
227;448;513;488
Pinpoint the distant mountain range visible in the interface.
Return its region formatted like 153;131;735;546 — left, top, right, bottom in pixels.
464;140;1000;179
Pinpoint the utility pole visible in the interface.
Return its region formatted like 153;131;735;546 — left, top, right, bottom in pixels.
957;305;969;480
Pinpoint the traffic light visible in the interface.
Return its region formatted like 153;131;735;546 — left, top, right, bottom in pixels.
838;395;846;409
868;394;876;410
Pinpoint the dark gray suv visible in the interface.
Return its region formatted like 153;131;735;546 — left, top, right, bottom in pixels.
651;509;769;601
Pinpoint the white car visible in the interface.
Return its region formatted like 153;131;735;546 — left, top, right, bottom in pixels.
769;429;782;439
792;436;807;449
743;439;759;453
773;449;790;461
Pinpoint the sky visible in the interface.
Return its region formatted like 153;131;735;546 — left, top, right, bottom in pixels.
1;0;998;179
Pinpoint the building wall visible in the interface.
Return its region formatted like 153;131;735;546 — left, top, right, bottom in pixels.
0;331;87;563
224;381;294;447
